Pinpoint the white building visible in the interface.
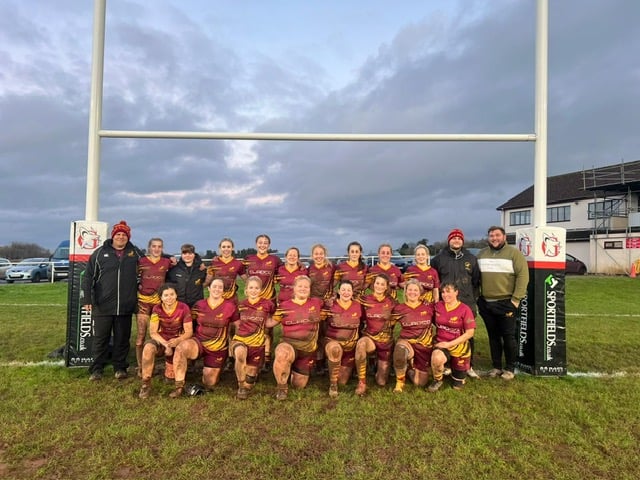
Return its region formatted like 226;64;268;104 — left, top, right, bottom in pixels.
498;160;640;274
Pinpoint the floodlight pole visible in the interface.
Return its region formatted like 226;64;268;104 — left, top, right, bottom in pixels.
85;0;106;221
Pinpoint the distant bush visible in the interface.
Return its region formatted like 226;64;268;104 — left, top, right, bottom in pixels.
0;241;51;261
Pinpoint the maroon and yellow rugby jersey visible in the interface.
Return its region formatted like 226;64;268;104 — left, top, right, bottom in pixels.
234;297;276;347
272;297;324;353
334;261;368;297
191;298;239;351
275;264;309;304
324;299;363;349
243;254;282;300
150;301;192;341
308;262;336;300
392;302;434;348
367;263;404;298
206;257;245;300
138;256;173;297
403;265;441;303
433;300;475;343
359;293;396;344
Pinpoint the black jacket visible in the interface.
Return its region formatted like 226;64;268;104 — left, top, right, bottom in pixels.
167;254;206;307
430;247;480;314
81;239;142;316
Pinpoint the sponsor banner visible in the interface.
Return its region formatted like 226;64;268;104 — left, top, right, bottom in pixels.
515;227;567;376
65;221;108;367
516;268;567;375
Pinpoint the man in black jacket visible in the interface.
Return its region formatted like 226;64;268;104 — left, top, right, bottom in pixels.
431;228;481;378
81;221;142;381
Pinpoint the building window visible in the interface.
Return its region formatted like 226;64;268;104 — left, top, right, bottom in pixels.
510;210;531;226
588;200;622;219
547;206;571;223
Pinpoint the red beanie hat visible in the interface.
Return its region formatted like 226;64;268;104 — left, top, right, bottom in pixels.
111;220;131;240
448;228;464;244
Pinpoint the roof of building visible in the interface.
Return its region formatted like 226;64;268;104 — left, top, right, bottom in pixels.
497;160;640;211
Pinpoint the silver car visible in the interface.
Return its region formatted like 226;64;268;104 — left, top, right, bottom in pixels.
5;258;49;283
0;258;12;280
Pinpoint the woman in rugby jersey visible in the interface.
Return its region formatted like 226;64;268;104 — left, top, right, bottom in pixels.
353;273;397;396
275;247;308;305
243;234;283;370
391;279;435;393
323;280;363;398
138;283;193;399
204;237;245;303
333;241;368;299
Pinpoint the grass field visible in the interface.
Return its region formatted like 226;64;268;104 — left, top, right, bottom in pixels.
0;276;638;479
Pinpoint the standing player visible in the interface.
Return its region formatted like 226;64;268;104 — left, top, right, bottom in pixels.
307;244;335;302
323;280;363;398
135;238;174;376
403;244;440;303
243;234;283;370
138;284;193;398
204;237;245;302
354;274;397;396
367;244;404;299
308;243;336;375
170;279;239;397
275;247;308;305
391;279;435;393
333;241;369;299
266;276;324;401
231;276;276;400
427;282;476;392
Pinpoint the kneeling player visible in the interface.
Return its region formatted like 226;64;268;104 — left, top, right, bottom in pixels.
170;279;238;397
266;276;323;400
323;280;363;398
427;282;475;392
354;274;397;396
231;276;275;399
138;283;193;399
391;279;435;392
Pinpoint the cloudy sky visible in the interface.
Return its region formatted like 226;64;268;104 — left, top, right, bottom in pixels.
1;0;639;256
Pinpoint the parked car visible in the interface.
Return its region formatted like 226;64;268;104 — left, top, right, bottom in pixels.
566;254;587;275
5;258;49;283
0;258;13;280
47;240;70;281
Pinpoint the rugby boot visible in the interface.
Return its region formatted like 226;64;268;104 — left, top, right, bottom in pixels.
427;380;444;393
169;380;185;398
328;383;339;399
276;386;288;401
355;380;367;397
138;379;151;399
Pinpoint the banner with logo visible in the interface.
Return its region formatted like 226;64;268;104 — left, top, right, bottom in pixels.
515;226;567;376
65;221;108;367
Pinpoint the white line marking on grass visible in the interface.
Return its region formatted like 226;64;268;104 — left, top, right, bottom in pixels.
0;360;65;367
567;371;637;378
566;313;640;318
0;303;65;307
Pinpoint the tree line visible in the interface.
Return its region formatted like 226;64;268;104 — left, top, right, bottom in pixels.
0;242;51;261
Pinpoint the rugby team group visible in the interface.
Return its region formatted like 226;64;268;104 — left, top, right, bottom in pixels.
80;221;530;400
